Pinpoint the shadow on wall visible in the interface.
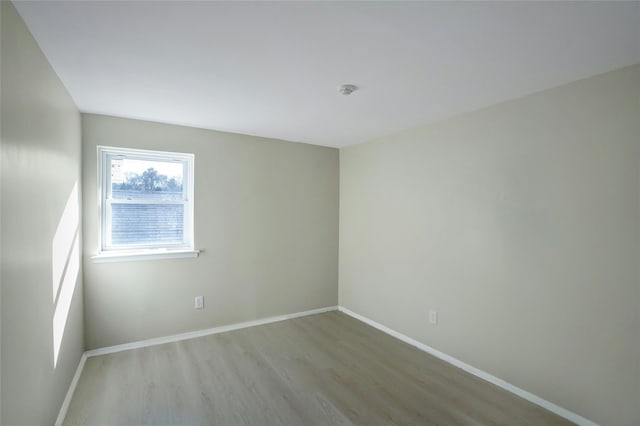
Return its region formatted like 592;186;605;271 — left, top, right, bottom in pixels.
52;181;80;367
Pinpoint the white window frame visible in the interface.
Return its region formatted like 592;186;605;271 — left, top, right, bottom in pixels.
93;145;198;263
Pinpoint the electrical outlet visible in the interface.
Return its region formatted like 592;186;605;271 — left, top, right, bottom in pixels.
194;296;204;310
429;310;438;325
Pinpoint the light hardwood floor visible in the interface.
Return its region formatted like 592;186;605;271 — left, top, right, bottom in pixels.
64;312;572;425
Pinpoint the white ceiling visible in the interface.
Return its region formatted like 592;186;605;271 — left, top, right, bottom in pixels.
14;1;640;148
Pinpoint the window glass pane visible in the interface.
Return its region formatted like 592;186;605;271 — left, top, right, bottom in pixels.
111;204;184;245
111;158;184;201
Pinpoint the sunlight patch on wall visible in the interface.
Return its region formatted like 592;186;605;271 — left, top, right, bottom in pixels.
52;181;79;300
52;181;80;367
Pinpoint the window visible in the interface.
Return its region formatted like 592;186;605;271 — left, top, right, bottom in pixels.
95;146;197;261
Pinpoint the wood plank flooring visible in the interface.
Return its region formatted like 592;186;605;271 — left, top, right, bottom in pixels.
64;311;572;425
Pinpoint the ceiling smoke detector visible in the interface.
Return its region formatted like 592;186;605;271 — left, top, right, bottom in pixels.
339;84;358;95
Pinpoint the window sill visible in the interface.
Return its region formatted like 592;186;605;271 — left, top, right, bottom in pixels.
91;249;200;263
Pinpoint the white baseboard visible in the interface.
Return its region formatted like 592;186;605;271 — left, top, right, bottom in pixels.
55;353;86;426
338;306;598;426
85;305;339;357
59;305;596;426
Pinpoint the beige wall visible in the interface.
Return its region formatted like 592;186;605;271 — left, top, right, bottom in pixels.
339;65;640;426
1;2;84;425
82;114;339;350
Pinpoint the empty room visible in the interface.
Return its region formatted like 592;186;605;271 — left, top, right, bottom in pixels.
1;1;639;425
